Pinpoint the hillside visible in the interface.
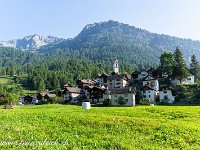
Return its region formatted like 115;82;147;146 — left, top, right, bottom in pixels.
1;20;200;68
39;20;200;67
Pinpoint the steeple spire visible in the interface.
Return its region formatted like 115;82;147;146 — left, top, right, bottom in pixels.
113;58;119;73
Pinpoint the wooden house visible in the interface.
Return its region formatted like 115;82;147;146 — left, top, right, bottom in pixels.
63;87;81;102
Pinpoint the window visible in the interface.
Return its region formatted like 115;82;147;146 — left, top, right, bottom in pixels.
149;95;151;98
144;95;146;98
151;82;155;86
164;91;167;94
116;79;120;81
164;95;168;99
148;91;150;93
187;78;191;80
116;82;121;85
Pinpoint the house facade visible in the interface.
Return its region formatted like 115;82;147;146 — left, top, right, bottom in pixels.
140;85;159;102
95;74;109;85
110;87;136;106
63;87;81;102
171;74;195;85
21;95;37;104
89;86;105;103
159;86;176;103
143;75;159;91
107;74;128;89
139;71;148;80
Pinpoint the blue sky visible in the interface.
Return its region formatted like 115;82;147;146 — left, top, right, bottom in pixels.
1;0;200;41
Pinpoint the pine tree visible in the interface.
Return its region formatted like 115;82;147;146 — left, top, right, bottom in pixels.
173;46;189;84
190;54;200;81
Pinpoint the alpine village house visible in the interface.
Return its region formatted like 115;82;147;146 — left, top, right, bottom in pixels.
21;59;194;106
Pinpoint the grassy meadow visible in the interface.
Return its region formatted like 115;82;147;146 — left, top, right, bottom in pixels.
0;105;199;149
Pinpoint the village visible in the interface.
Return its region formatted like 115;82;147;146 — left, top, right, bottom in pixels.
20;58;195;106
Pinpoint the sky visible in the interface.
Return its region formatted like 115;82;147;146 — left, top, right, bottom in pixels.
1;0;200;41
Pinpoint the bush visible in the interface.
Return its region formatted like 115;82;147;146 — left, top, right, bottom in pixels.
117;96;126;105
140;99;151;105
2;93;19;109
103;98;111;106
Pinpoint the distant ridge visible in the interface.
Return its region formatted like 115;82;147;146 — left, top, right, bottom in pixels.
0;34;65;49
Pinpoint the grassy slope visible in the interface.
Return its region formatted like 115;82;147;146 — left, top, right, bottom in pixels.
0;76;37;95
0;76;12;84
0;105;200;149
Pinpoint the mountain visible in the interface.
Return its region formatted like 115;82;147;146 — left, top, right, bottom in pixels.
2;20;200;68
40;20;200;67
0;34;64;50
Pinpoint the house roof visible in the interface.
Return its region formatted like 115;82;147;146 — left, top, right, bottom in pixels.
63;84;72;88
24;95;34;98
160;86;177;96
110;87;136;95
142;75;156;81
64;87;81;93
77;79;96;84
84;85;94;89
146;67;156;74
140;85;154;91
131;71;139;75
46;94;56;97
140;70;148;74
38;92;48;97
107;74;128;80
98;73;109;78
92;86;105;91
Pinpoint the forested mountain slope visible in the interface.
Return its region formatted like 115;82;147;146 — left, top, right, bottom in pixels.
40;20;200;67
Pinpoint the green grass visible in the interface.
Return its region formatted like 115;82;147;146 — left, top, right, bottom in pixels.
0;76;13;84
0;105;200;149
22;89;38;95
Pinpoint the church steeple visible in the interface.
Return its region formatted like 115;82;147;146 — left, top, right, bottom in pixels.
113;58;119;73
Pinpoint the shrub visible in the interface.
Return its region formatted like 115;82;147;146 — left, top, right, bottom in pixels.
103;98;111;106
140;99;151;105
2;93;19;109
117;96;126;105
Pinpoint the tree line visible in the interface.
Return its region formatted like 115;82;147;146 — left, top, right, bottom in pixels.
159;46;200;84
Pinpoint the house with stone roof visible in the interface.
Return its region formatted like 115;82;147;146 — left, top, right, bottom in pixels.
63;87;81;102
76;79;96;88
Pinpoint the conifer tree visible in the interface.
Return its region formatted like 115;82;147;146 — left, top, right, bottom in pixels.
190;54;200;81
173;46;189;84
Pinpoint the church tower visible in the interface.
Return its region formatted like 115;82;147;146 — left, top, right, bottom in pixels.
113;58;119;73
